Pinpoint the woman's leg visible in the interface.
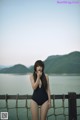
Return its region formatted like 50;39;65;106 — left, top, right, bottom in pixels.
30;99;39;120
40;100;49;120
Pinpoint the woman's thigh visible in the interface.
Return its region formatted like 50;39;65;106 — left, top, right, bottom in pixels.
30;99;39;120
40;100;49;120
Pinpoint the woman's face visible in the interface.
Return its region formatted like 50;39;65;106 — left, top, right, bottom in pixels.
36;66;43;73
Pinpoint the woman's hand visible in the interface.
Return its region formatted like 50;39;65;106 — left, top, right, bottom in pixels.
48;100;51;108
37;71;42;79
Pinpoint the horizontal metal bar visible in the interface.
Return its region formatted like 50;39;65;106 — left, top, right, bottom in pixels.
0;94;80;100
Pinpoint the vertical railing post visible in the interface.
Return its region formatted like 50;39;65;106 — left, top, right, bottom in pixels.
68;92;77;120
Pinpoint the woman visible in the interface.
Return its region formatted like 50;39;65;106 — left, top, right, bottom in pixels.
30;60;51;120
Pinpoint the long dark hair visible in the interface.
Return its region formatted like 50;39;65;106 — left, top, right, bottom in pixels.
33;60;47;90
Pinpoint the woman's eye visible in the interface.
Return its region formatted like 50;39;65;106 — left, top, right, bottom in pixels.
39;70;42;71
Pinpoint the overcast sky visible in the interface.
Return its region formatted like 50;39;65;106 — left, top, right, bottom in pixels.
0;0;80;66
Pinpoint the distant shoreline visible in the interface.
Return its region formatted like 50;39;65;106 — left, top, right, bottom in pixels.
0;73;80;76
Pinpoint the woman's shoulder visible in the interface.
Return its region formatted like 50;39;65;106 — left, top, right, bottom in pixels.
45;73;48;77
30;73;33;79
45;73;49;80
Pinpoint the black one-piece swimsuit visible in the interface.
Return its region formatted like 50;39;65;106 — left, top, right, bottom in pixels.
32;84;48;106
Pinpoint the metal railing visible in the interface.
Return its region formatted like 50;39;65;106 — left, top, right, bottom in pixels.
0;92;80;120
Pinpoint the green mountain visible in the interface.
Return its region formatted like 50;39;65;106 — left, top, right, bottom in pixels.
28;65;34;72
0;65;8;70
0;64;29;74
0;51;80;74
44;51;80;73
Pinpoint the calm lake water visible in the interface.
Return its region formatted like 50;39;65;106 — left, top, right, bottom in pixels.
0;74;80;120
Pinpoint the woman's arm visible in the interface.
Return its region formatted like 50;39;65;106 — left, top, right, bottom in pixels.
46;74;51;107
30;73;40;90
